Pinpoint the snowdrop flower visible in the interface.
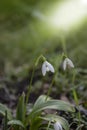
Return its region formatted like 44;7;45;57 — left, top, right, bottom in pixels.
63;58;74;70
42;61;55;76
54;121;62;130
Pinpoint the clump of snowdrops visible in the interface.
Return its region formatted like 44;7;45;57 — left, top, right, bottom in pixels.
0;54;78;130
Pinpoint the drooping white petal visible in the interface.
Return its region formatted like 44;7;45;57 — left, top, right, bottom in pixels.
54;122;62;130
63;58;67;70
66;58;74;68
45;61;55;73
63;58;74;70
42;61;55;76
42;61;47;76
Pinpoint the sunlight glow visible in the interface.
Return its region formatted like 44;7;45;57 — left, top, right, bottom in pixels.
49;0;87;31
80;0;87;6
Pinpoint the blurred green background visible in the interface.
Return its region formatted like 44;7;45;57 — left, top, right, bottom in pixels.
0;0;87;101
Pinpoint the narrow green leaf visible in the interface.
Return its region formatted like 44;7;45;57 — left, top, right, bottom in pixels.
26;95;50;122
0;103;12;120
16;92;26;123
34;95;50;108
8;120;24;128
3;111;7;130
31;99;75;116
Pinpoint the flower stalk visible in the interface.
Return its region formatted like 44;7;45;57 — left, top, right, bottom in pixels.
45;74;55;101
72;69;81;126
26;66;35;105
26;54;46;105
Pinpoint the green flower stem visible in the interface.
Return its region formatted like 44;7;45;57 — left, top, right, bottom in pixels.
25;55;46;130
45;74;56;101
26;66;35;105
61;35;67;54
45;54;64;101
72;70;78;105
26;54;46;105
72;69;81;126
35;54;46;66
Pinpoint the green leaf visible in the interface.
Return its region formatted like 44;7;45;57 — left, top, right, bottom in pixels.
26;95;50;122
0;103;12;120
34;95;50;108
3;111;7;130
8;120;25;128
16;92;26;123
40;114;69;130
31;99;75;117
